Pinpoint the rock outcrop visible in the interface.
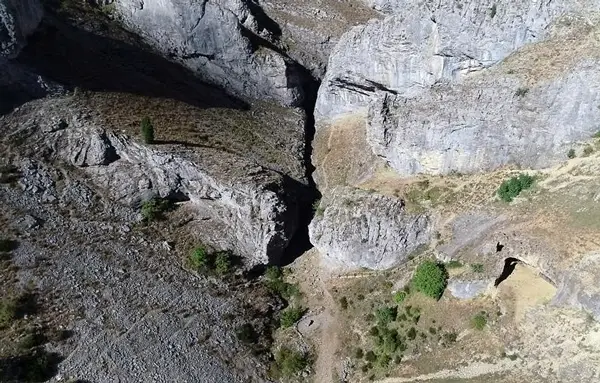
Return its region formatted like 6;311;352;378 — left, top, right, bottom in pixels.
2;97;299;265
308;187;430;270
0;0;42;58
367;58;600;175
115;0;305;106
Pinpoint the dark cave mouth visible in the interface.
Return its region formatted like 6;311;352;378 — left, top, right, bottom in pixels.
494;257;521;287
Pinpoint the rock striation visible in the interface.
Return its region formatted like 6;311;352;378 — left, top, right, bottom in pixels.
115;0;305;106
0;0;42;58
308;186;430;270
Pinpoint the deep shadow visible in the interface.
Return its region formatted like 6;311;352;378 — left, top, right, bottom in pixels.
494;257;520;287
16;18;248;110
0;350;62;382
496;242;504;252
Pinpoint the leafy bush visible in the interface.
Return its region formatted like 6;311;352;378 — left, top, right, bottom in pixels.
470;263;484;273
280;307;304;328
235;323;258;344
140;117;155;144
407;327;417;340
379;328;400;354
497;174;534;202
214;251;232;275
272;347;310;378
443;332;457;344
265;266;283;281
189;246;209;270
471;312;487;330
355;348;364;359
375;306;398;325
411;261;448;300
140;198;170;221
583;145;594;157
567;149;576;159
393;290;408;303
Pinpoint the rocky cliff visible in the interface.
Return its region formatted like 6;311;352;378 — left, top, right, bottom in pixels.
2;97;299;265
0;0;42;58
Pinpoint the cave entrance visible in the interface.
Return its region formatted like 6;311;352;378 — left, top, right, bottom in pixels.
494;257;520;287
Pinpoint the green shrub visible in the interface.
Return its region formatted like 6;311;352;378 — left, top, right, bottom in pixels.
497;173;534;202
567;149;576;159
280;307;304;328
393;290;408;303
429;327;437;335
141;117;155;144
264;267;300;301
583;145;594;157
470;263;484;273
272;347;309;378
235;323;258;344
265;266;283;281
214;251;232;275
376;353;391;368
471;312;487;330
369;326;379;336
407;327;417;340
489;3;497;18
446;260;463;269
18;330;46;351
140;198;170;221
411;260;448;300
375;306;398;325
380;329;400;354
312;199;324;216
189;246;209;270
443;332;457;344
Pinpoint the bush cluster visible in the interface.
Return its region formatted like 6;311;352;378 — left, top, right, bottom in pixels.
271;347;310;378
279;306;304;328
471;312;487;330
140;198;171;221
497;174;534;202
140;117;155;144
264;266;300;301
188;246;235;276
411;261;448;300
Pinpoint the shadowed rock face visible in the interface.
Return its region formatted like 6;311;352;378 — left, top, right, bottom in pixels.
0;0;42;58
308;186;431;270
115;0;305;106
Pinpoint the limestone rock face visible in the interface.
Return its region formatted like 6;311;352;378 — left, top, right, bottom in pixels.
0;0;42;58
308;187;430;270
554;253;600;320
115;0;304;106
367;60;600;175
2;98;299;266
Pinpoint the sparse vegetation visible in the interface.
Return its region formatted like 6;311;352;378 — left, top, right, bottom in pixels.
264;266;301;301
280;306;304;328
214;251;232;275
0;297;18;328
514;87;529;97
189;246;209;270
411;260;448;300
446;260;463;269
312;199;325;216
470;263;484;273
471;312;488;330
497;173;534;202
141;116;155;144
393;290;408;303
375;306;398;325
567;148;576;159
271;347;310;378
583;145;594;157
339;296;349;310
140;198;171;221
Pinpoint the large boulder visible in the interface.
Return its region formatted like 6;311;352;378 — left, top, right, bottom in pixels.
115;0;305;106
308;187;431;270
0;0;42;58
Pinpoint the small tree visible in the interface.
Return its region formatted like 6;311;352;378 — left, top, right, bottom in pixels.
189;246;209;270
280;306;304;328
471;312;487;330
141;117;155;144
567;149;576;159
214;251;232;275
411;260;448;300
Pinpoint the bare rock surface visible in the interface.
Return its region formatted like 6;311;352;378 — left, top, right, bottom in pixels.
308;186;430;270
114;0;306;106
